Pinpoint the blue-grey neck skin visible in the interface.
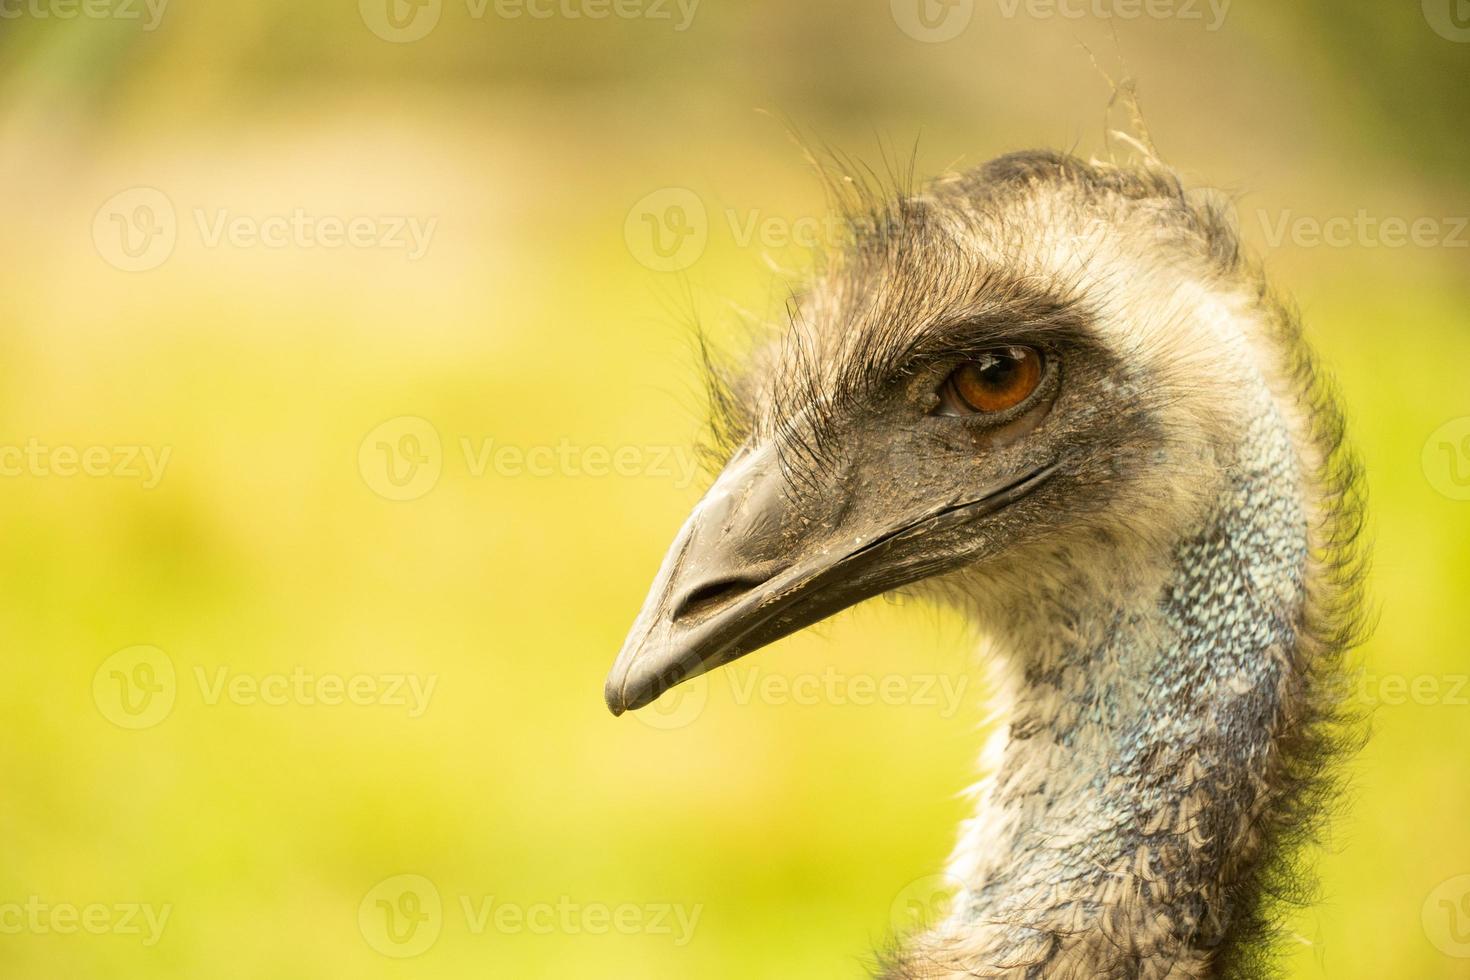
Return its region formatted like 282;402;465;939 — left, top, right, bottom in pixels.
939;405;1308;974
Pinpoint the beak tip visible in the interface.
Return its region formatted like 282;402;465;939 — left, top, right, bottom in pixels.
604;653;679;717
603;675;628;717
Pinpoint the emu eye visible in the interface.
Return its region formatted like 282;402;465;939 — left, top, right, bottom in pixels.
936;347;1043;416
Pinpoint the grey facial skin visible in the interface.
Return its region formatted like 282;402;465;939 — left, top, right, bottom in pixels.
602;317;1089;717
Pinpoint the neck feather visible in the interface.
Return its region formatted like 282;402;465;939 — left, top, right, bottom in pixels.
894;400;1321;978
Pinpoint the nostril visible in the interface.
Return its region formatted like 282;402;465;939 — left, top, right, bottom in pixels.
672;575;768;624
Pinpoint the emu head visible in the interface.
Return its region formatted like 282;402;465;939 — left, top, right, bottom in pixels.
606;151;1267;715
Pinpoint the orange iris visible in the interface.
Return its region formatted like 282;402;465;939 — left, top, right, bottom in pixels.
946;347;1043;414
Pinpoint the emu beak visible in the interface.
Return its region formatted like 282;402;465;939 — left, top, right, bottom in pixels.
603;444;1053;716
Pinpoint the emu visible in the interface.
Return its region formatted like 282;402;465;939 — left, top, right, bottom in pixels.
604;149;1366;978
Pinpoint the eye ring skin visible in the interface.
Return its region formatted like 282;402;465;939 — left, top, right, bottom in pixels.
898;348;1061;457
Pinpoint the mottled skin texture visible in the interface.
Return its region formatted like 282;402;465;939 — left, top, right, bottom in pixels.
643;149;1368;977
916;407;1309;978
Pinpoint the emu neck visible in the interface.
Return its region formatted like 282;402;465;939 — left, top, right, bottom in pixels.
939;411;1308;977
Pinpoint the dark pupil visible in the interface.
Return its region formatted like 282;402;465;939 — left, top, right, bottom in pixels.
978;354;1020;388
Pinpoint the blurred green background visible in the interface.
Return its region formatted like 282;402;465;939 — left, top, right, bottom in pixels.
0;1;1466;977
